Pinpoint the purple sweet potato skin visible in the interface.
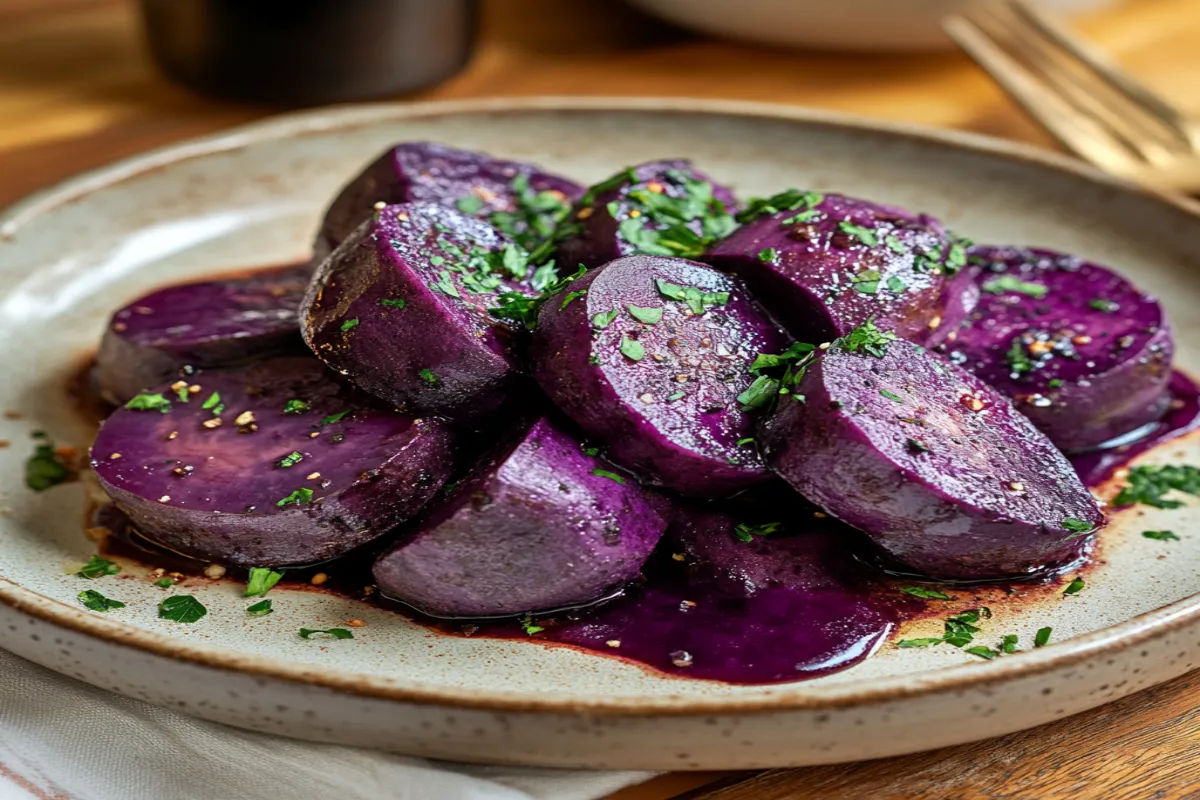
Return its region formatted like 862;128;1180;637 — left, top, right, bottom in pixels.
532;255;787;496
315;142;583;260
706;193;953;344
555;160;739;269
303;202;530;420
96;266;308;404
372;416;668;617
760;339;1105;580
943;246;1173;451
91;357;453;568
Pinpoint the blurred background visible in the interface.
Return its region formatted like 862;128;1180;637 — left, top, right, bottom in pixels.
2;0;1198;208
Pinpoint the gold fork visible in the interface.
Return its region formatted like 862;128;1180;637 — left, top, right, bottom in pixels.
943;0;1200;193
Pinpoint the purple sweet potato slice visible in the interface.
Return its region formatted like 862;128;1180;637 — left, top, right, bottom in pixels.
759;331;1105;581
96;266;308;404
707;190;963;344
942;246;1173;451
315;141;583;261
532;255;787;496
303;202;536;420
554;161;739;269
372;416;668;617
90;357;453;568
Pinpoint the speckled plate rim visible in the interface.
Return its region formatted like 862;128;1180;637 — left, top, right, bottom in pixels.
2;95;1199;716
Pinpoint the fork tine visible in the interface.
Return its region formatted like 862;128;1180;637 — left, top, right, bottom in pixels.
1009;0;1200;149
943;14;1140;176
978;2;1181;166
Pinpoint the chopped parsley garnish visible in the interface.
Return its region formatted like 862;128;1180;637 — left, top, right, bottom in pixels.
666;391;686;402
25;431;71;492
733;521;781;543
1034;626;1052;647
1089;298;1120;313
1006;338;1034;376
737;375;781;412
341;318;359;332
1063;577;1086;596
560;289;587;310
782;208;822;225
1143;530;1180;541
880;389;904;403
885;235;906;255
607;169;736;258
299;627;353;640
520;613;544;635
1001;634;1020;654
982;275;1048;299
899;607;993;650
851;269;881;295
1062;517;1095;535
839;320;897;357
201;392;221;411
627;305;663;324
592;309;620;329
277;488;314;508
757;247;778;263
155;578;174;588
591;469;626;484
245;567;284;597
380;297;408;309
886;276;907;294
1048;379;1065;389
897;637;945;648
246;599;273;616
76;555;120;580
489;265;586;329
418;368;439;384
837;220;878;247
490;173;573;255
655;279;729;315
737;437;755;447
321;410;349;426
78;589;125;612
529;262;560;292
158;595;207;623
964;646;998;660
945;236;971;274
276;451;304;469
432;270;462;298
740;341;818;411
900;586;952;600
1113;464;1200;508
125;393;172;413
173;384;190;402
456;194;486;215
736;188;823;223
618;336;645;362
283;399;309;414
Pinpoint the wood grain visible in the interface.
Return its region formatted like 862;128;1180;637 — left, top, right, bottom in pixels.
2;2;1199;799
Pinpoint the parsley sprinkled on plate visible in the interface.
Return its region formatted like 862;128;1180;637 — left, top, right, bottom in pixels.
1143;530;1180;541
26;431;72;492
247;600;273;616
76;555;120;580
900;586;952;601
1114;465;1200;508
159;595;207;624
299;627;353;640
520;613;544;635
840;320;896;357
1063;577;1086;596
78;589;125;612
1034;627;1053;647
245;568;285;597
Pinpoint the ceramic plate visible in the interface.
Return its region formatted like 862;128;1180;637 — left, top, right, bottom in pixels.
1;98;1198;770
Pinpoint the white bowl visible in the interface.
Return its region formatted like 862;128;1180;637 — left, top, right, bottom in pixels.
625;0;1119;52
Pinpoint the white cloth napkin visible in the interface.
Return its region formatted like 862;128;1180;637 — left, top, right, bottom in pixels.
0;649;652;800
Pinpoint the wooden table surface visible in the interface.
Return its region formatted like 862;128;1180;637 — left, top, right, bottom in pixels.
3;1;1199;797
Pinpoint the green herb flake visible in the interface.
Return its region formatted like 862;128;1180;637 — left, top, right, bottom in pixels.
158;595;207;624
851;269;881;295
885;235;906;255
76;555;120;580
276;451;304;469
245;567;285;597
737;375;781;412
1001;634;1020;654
591;468;626;484
283;399;309;414
737;437;755;447
897;637;944;649
1006;338;1034;376
880;389;904;403
1089;298;1120;313
654;279;728;315
666;391;686;402
1062;518;1095;536
247;599;273;616
900;586;952;601
154;578;174;588
560;289;587;310
418;368;439;384
1034;626;1053;647
737;188;823;224
380;297;408;309
1048;379;1065;389
1113;464;1200;509
1143;530;1180;541
757;247;778;264
838;220;878;247
276;488;314;508
839;320;897;357
1063;577;1086;596
299;627;353;640
201;392;221;411
78;589;125;612
592;309;620;329
25;432;72;492
886;276;907;294
125;393;172;413
733;521;781;543
618;336;645;362
173;384;190;402
982;275;1049;299
321;410;349;426
340;318;359;333
627;305;664;324
456;195;486;215
520;613;544;635
964;646;999;660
